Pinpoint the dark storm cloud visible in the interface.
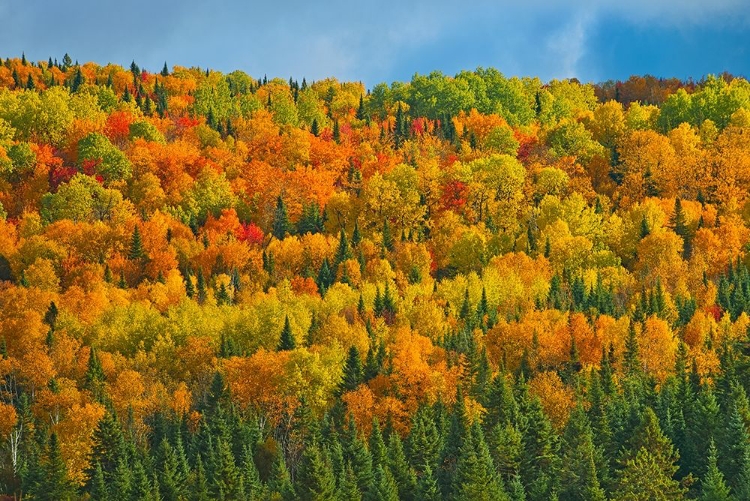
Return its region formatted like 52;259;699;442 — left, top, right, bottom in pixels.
1;1;749;85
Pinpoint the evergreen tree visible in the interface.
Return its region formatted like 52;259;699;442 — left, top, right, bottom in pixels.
382;220;394;252
454;424;509;501
273;195;292;239
518;381;560;500
615;408;685;500
333;119;341;143
718;401;750;492
37;433;77;501
196;268;207;304
87;411;124;487
128;225;147;261
356;95;367;120
211;438;241;498
417;462;442;501
85;347;107;403
297;442;338;501
161;62;169;77
336;227;353;264
341;345;362;393
268;452;295;500
701;439;732;501
317;257;334;294
374;465;400;501
277;315;296;351
369;418;388;469
89;463;108;501
71;67;84;92
387;432;417;501
311;118;320;136
559;405;606;501
338;463;362;501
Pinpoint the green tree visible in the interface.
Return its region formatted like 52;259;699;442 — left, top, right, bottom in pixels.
273;195;292;239
297;443;338;501
701;439;732;501
277;315;296;351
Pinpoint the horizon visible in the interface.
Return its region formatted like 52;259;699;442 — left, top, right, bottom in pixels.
1;0;748;88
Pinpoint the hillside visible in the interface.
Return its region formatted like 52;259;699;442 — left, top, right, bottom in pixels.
2;55;750;499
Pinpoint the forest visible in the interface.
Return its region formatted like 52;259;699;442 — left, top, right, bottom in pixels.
1;53;750;500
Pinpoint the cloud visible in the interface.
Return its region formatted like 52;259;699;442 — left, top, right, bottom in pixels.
1;0;748;84
546;12;594;79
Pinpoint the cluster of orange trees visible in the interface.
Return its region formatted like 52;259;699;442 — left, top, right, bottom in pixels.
2;54;750;499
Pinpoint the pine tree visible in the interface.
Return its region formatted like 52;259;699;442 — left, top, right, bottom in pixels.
356;95;367;120
333;119;341;143
364;418;386;470
317;258;334;294
338;463;362;501
518;381;559;500
215;282;231;305
417;462;442;501
71;67;84;92
615;407;685;500
38;433;77;501
387;432;417;501
559;405;606;501
85;347;107;403
336;227;353;264
277;315;296;351
128;225;147;260
161;62;169;77
454;424;509;501
211;438;241;498
196;268;207;304
718;401;750;492
273;195;291;239
26;73;35;90
382;220;394;252
297;442;337;501
346;422;375;497
192;454;211;501
701;439;732;501
311;118;320;137
341;345;362;393
89;463;108;501
374;465;400;501
268;451;295;500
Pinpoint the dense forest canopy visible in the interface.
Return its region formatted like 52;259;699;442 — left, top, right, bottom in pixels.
2;54;750;500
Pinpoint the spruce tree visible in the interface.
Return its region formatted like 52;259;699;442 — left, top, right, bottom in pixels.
277;315;296;351
89;463;108;501
374;465;400;501
42;433;77;500
615;407;685;500
336;227;353;264
341;345;362;393
297;442;338;501
387;432;417;501
196;268;207;304
382;220;394;252
417;462;442;501
559;405;606;501
273;195;291;240
128;225;147;261
701;439;732;501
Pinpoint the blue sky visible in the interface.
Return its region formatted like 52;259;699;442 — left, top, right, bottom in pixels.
0;0;748;87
